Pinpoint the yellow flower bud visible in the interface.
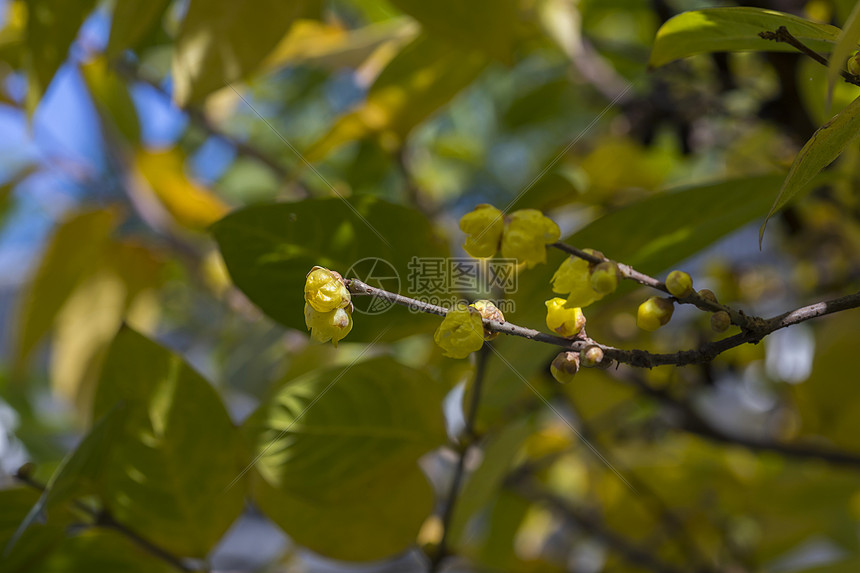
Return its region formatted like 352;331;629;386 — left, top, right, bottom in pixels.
434;304;485;359
665;270;693;298
637;296;674;331
545;297;586;338
304;266;351;313
460;204;504;258
304;303;353;347
711;310;731;332
849;52;860;76
469;300;505;341
697;288;717;304
590;261;621;295
580;345;604;367
500;209;561;268
550;351;580;384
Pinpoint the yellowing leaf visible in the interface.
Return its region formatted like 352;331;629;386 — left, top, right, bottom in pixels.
760;94;860;245
15;208;119;373
261;18;418;72
304;33;487;161
649;7;840;68
80;57;141;143
172;0;319;106
134;148;229;231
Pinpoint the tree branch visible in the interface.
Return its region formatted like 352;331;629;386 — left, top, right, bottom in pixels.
346;279;860;368
759;26;860;87
13;469;194;572
428;345;490;571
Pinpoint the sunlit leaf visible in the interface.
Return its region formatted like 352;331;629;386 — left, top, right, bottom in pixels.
14;208;119;373
245;357;447;561
261;18;419;72
134;148;230;231
37;529;176;573
649;7;840;68
0;487;68;573
304;33;487;161
760;94;860;244
91;327;245;557
211;196;448;341
826;0;860;102
172;0;320;105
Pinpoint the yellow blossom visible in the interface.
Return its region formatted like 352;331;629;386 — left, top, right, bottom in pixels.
304;303;353;346
500;209;560;268
434;304;485;359
460;204;504;258
304;266;350;313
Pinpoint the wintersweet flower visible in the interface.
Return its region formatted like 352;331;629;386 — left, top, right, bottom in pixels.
460;204;504;258
500;209;561;268
304;303;353;346
304;266;351;313
552;250;605;309
434;304;485;359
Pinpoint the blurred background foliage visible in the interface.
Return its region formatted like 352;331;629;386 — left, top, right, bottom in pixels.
0;0;860;571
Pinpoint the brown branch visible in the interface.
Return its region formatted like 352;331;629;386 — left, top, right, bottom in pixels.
346;279;860;368
13;469;193;572
759;26;860;87
428;345;490;571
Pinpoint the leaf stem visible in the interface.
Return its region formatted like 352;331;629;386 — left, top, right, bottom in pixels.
759;26;860;87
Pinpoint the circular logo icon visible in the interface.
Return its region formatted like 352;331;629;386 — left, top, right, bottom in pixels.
345;257;401;315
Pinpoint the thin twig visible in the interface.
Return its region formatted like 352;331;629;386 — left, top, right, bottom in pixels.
346;278;860;368
429;345;490;571
13;470;193;572
549;242;765;333
759;26;860;87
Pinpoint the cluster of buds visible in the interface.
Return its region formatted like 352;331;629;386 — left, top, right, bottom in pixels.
459;204;561;268
549;345;609;384
303;266;353;346
434;300;505;359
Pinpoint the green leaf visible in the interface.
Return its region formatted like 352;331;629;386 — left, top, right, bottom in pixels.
389;0;516;61
172;0;319;105
244;356;446;561
24;0;98;102
760;94;860;244
211;196;448;342
827;1;860;101
0;487;68;573
15;208;119;373
304;33;487;161
92;327;245;557
649;7;840;68
106;0;170;58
